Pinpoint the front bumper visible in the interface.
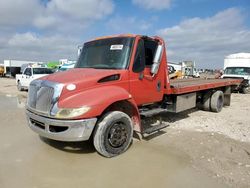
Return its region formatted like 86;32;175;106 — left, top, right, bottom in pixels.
26;110;97;142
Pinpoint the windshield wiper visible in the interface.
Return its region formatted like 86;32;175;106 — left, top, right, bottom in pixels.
76;66;121;70
93;67;120;70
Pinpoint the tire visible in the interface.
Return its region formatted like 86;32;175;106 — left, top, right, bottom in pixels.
242;87;250;94
210;91;224;113
201;92;211;111
17;81;23;91
93;111;133;158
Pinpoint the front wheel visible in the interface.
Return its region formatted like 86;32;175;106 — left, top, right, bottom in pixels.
242;87;250;94
93;111;133;157
17;81;23;91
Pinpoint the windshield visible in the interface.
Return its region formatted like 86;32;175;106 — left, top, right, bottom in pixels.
224;67;250;76
33;68;54;74
75;37;134;69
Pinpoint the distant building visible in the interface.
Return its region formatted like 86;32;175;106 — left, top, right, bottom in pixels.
3;59;45;77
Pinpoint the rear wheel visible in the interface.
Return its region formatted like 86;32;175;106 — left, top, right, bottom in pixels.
93;111;133;157
200;92;211;111
210;91;224;113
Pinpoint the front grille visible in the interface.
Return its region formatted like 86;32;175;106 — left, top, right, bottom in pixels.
28;84;38;109
28;81;55;115
30;118;68;133
36;86;54;113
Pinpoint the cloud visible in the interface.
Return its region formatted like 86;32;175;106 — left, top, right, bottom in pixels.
33;0;114;30
157;8;250;68
47;0;114;20
0;0;42;27
0;0;115;62
106;16;153;34
33;16;58;29
2;32;78;61
0;0;114;32
132;0;172;10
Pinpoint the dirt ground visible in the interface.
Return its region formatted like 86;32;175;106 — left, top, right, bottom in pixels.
0;77;250;188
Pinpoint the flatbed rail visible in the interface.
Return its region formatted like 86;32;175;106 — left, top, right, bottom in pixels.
169;78;242;94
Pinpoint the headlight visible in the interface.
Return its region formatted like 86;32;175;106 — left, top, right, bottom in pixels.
55;106;90;119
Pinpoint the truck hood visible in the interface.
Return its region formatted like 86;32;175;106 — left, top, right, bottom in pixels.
40;68;126;92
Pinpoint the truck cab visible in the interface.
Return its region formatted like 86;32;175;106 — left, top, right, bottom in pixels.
16;67;54;91
221;53;250;93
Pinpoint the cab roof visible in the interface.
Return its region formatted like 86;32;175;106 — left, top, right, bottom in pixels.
84;34;164;45
85;34;137;43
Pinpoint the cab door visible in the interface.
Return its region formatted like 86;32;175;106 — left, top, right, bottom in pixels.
129;38;164;105
22;68;32;87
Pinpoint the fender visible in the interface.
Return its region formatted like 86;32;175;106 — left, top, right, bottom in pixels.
126;98;142;132
57;85;139;120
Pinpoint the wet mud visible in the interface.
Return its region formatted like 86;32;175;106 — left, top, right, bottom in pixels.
0;95;231;188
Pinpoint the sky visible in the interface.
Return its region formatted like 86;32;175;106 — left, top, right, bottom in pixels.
0;0;249;68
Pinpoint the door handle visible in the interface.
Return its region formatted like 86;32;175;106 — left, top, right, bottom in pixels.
157;81;161;92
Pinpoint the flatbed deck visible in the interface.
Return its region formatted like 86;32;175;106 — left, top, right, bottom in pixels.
169;78;242;94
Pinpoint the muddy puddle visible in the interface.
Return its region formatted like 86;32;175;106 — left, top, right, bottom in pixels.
0;95;228;188
0;93;27;109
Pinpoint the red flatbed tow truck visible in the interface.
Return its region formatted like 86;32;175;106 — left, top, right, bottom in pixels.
26;34;242;157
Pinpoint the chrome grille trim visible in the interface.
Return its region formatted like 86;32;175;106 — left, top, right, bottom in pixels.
27;80;64;117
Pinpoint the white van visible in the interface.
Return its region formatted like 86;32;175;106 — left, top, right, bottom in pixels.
222;53;250;93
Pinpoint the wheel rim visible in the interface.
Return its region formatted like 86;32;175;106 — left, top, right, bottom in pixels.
108;122;128;148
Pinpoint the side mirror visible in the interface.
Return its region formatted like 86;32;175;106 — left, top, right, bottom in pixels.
151;45;163;75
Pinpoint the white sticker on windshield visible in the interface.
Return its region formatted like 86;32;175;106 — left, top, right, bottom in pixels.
110;45;123;50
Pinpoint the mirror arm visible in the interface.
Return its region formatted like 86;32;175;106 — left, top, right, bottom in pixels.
139;72;144;80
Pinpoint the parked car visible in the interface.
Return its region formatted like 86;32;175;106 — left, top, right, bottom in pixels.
16;67;54;91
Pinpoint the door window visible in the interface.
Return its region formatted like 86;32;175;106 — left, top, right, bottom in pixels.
144;39;158;67
24;68;32;76
132;39;145;73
